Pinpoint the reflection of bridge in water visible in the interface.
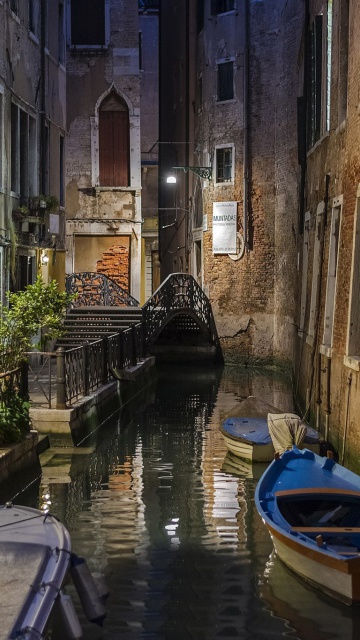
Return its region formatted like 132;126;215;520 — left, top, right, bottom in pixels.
26;273;222;409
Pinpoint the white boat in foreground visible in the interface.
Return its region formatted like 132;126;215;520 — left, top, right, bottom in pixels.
0;503;107;640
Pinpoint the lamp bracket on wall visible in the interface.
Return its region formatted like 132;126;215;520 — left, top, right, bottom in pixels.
173;166;212;180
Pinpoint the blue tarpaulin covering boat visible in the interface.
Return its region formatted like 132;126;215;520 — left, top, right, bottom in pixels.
220;415;321;462
255;447;360;604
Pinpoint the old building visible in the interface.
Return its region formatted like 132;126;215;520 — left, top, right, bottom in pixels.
294;0;360;468
0;0;66;301
65;0;142;301
159;0;304;366
139;0;160;302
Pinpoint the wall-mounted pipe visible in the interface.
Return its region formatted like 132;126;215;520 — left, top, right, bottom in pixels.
243;0;249;251
324;356;331;445
341;372;352;465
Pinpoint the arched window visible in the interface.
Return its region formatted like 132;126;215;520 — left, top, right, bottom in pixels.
99;92;129;187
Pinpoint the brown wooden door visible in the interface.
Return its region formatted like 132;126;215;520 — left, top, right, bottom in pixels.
99;110;129;186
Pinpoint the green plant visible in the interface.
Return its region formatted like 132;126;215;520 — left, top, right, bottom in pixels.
0;276;74;371
30;195;59;212
0;382;29;445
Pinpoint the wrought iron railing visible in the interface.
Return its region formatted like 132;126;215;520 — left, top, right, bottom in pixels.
23;322;143;409
142;273;221;353
66;272;139;307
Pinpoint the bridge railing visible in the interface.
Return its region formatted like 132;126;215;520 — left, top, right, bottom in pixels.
23;322;143;409
66;272;139;307
142;273;221;351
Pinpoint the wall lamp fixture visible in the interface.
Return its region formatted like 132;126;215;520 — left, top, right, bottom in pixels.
167;166;212;183
41;252;49;265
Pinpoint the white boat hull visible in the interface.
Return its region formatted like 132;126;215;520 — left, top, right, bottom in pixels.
268;523;360;603
221;431;320;463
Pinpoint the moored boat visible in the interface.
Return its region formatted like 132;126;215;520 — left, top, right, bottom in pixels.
220;413;321;462
0;503;107;639
255;447;360;604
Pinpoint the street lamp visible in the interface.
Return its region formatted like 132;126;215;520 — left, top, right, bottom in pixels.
167;166;212;182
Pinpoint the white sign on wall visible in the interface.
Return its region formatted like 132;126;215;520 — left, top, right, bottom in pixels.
212;201;237;254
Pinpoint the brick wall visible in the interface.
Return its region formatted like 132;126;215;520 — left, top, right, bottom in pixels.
96;245;130;292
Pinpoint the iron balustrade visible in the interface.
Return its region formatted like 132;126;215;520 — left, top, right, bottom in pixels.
142;273;221;353
66;272;139;308
20;322;143;409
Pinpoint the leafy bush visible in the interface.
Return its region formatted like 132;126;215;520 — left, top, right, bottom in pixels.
0;383;30;445
0;276;74;444
0;276;74;371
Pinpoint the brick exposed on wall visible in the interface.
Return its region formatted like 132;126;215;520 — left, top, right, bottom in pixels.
96;245;130;292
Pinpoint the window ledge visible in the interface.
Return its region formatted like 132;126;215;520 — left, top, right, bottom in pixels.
28;31;39;46
344;355;360;371
319;344;332;358
307;130;330;157
216;99;236;105
95;186;139;193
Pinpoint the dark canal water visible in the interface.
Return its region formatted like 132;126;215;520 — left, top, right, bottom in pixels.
16;365;360;638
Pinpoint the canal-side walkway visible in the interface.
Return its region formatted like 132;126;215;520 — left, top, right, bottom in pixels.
29;355;156;436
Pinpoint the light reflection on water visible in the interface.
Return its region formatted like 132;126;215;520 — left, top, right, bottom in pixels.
32;365;360;638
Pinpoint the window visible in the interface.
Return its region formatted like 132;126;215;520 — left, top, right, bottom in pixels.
217;61;234;101
70;0;107;47
338;0;349;124
29;0;36;33
99;92;130;187
139;31;143;70
322;198;341;352
215;146;234;183
211;0;235;15
11;103;19;193
307;2;333;148
58;1;65;64
197;0;204;33
10;0;18;15
60;135;65;207
197;74;203;113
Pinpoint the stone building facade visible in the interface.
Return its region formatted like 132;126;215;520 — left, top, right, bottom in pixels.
159;0;304;366
294;0;360;469
65;0;142;302
0;0;66;300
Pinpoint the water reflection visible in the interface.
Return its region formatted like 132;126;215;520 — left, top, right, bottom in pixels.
25;364;360;638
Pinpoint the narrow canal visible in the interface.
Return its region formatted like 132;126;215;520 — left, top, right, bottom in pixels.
21;365;360;638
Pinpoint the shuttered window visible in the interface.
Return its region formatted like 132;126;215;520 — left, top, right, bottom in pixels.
217;62;234;101
71;0;105;46
99;95;130;187
211;0;235;15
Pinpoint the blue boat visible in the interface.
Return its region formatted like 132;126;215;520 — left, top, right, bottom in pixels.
220;414;321;462
255;447;360;604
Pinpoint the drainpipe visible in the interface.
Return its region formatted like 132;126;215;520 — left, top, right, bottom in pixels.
341;372;352;465
316;352;321;431
324;356;331;446
40;0;47;194
243;0;249;251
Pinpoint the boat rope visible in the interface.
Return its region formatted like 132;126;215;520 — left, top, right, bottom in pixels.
8;473;43;504
30;580;61;594
0;513;45;529
15;627;44;639
0;510;59;530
